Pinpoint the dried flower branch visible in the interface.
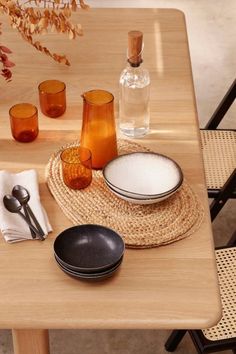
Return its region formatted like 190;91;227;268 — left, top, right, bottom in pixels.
0;23;15;81
0;0;88;81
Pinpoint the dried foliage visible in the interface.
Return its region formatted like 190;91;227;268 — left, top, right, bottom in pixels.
0;0;88;81
0;23;15;81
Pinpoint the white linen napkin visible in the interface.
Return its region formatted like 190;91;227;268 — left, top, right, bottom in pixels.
0;169;52;243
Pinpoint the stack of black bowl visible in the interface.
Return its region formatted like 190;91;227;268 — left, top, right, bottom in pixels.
54;224;125;280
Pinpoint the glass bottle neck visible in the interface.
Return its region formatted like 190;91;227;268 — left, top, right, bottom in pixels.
127;59;143;68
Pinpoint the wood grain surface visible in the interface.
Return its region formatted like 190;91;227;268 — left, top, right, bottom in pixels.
0;8;221;331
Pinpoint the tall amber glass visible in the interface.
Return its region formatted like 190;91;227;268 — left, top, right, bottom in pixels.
80;90;118;169
9;103;38;143
38;80;66;118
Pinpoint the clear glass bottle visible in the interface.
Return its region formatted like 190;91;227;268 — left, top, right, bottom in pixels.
119;31;150;138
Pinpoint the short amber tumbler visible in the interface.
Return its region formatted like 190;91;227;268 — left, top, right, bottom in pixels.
9;103;39;143
38;80;66;118
80;90;118;169
60;146;92;190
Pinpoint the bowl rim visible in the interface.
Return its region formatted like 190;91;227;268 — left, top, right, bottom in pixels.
55;254;123;277
103;152;183;198
53;224;125;271
105;180;182;202
54;252;124;273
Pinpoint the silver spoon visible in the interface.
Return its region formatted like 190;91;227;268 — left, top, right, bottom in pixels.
3;195;45;240
12;185;45;239
12;186;36;239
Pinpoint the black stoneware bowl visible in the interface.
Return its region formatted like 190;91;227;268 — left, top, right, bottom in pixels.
54;252;123;274
55;255;123;280
54;224;125;273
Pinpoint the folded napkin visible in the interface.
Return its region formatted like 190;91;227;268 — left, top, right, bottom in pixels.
0;169;52;243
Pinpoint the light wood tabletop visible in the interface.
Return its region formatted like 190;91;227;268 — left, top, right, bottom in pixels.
0;8;221;354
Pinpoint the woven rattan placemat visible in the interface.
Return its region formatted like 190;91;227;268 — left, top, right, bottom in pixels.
45;139;204;248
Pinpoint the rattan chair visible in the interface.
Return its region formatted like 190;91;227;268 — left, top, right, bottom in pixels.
200;79;236;221
165;240;236;354
164;82;236;353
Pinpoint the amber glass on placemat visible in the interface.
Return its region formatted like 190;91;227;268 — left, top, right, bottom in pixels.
60;146;92;190
46;139;204;248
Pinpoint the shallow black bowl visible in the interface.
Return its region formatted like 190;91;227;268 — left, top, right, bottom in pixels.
54;224;125;273
54;252;123;274
55;255;123;280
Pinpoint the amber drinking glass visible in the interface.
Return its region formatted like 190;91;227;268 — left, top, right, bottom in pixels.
38;80;66;118
60;146;92;190
80;90;118;169
9;103;38;143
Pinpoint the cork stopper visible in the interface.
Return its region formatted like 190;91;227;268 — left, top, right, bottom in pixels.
127;30;143;67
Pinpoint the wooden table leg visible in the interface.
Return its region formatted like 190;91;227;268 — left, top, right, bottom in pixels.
12;329;50;354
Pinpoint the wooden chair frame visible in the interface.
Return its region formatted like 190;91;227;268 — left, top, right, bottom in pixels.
200;79;236;221
165;81;236;353
165;240;236;353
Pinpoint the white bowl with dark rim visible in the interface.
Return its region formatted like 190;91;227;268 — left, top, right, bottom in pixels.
105;181;181;204
103;152;183;200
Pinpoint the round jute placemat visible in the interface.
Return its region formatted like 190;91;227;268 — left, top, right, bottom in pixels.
45;139;204;248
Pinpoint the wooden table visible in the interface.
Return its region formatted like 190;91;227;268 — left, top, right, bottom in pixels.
0;8;221;354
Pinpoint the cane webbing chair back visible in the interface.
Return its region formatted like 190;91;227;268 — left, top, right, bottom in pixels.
200;79;236;221
165;245;236;353
200;130;236;191
202;247;236;341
